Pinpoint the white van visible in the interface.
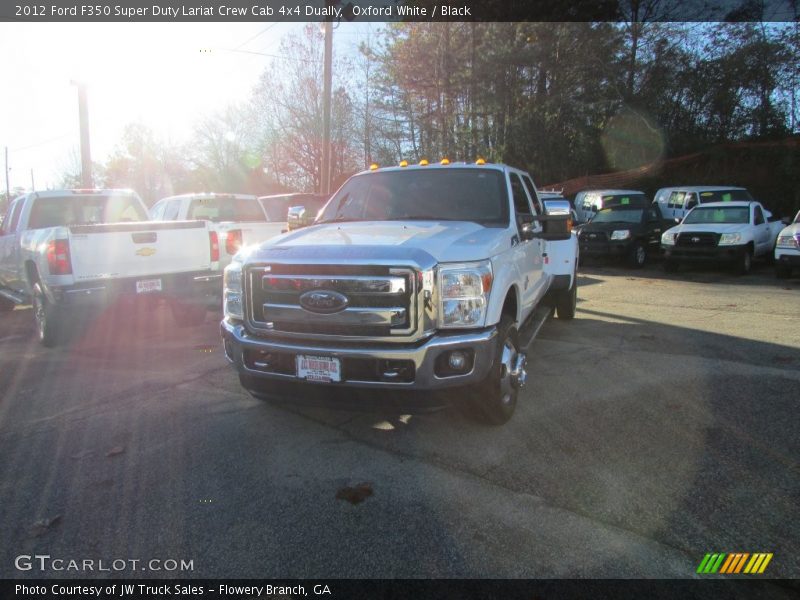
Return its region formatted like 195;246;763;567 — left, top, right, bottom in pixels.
654;186;753;222
573;189;648;223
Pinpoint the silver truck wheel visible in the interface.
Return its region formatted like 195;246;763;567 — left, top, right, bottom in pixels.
32;282;62;347
470;316;523;426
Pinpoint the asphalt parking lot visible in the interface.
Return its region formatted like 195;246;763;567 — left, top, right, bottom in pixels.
1;262;798;580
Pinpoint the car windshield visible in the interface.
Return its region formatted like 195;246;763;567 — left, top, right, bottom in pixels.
590;208;643;224
187;197;265;222
683;206;750;224
27;194;147;229
318;168;509;226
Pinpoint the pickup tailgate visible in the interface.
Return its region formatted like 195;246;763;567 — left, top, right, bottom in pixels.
68;221;213;281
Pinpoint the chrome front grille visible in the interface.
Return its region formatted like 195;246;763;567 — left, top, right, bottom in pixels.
245;264;418;340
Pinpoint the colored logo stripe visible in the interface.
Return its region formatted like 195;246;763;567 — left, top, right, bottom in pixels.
698;553;773;574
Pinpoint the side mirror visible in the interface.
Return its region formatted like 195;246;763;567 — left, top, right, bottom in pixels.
532;213;572;241
287;205;311;230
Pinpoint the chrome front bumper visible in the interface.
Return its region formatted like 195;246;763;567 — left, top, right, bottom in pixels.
220;318;498;390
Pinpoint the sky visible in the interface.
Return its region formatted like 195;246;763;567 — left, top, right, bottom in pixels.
1;21;377;191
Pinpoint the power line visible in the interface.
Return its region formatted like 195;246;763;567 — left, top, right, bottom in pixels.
224;48;321;64
234;20;286;50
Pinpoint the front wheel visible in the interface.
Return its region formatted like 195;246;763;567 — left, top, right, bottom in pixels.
736;248;753;275
627;241;647;268
468;316;525;426
32;282;64;347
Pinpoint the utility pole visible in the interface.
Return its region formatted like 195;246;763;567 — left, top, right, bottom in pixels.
321;19;333;195
4;146;10;211
72;81;93;188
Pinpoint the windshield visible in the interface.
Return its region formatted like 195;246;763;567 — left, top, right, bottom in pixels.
590;208;643;224
683;206;750;224
187;197;265;222
318;168;509;226
27;194;147;229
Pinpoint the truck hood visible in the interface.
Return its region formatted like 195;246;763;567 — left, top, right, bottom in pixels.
666;223;747;235
249;221;510;264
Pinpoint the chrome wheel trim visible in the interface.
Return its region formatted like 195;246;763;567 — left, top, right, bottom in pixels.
33;291;45;340
498;336;518;406
635;245;646;265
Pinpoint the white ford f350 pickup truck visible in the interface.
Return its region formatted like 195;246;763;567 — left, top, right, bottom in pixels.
221;161;578;424
0;189;222;345
660;200;784;275
149;193;287;270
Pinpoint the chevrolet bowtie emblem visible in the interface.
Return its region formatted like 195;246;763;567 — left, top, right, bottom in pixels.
135;247;157;257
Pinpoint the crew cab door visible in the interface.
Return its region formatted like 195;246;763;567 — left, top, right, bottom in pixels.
0;197;24;292
509;172;545;315
752;205;770;255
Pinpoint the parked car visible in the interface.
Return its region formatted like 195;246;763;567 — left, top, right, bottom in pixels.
258;193;330;231
221;161;577;425
0;189;221;345
661;201;784;274
573;189;648;223
149;193;286;269
577;204;670;267
775;209;800;279
654;186;753;222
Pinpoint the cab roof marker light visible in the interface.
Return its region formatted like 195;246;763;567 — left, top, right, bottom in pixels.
440;158;450;165
369;163;379;171
419;159;429;166
399;160;408;167
476;158;486;165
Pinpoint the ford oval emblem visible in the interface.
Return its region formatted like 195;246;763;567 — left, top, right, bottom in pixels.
299;290;349;314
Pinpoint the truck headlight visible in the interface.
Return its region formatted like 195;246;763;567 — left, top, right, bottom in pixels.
610;229;631;240
661;232;677;245
439;261;492;328
776;235;799;249
223;262;244;320
718;232;742;246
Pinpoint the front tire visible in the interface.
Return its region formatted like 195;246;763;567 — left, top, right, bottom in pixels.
736;248;753;275
32;282;64;347
468;316;524;426
628;241;647;268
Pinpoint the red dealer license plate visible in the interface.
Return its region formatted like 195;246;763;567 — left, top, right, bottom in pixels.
296;355;341;383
